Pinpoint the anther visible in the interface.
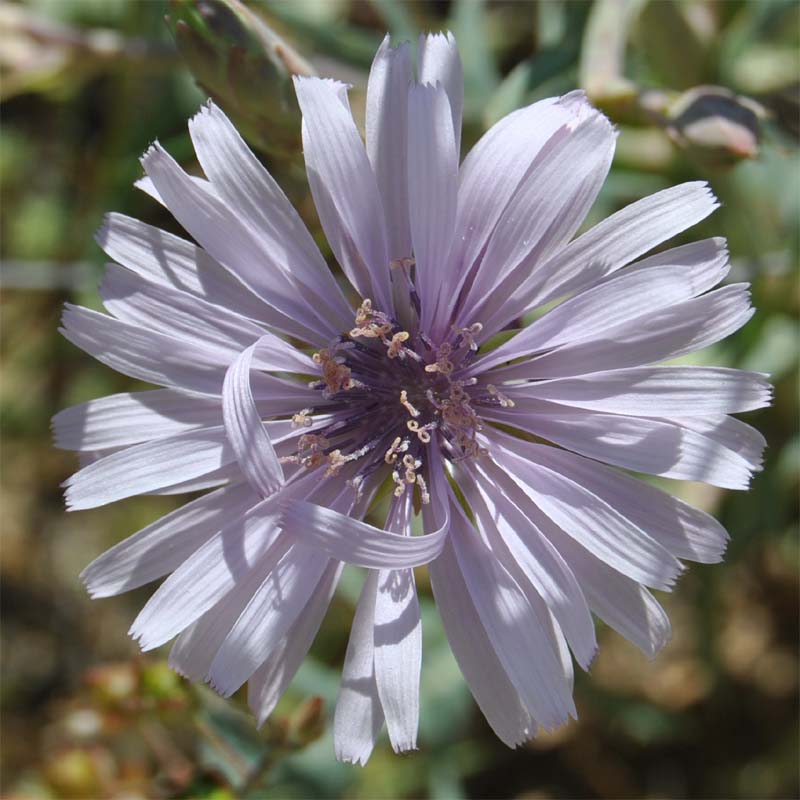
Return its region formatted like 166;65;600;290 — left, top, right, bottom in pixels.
291;409;314;428
400;390;420;418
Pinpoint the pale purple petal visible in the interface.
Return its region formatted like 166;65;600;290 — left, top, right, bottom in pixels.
168;551;278;682
141;143;329;343
81;483;257;598
447;92;598;315
206;541;330;696
294;76;392;311
502;283;754;379
495;181;720;330
366;36;413;262
407;81;458;335
374;494;421;753
52;390;220;451
281;500;448;568
96;213;276;322
428;534;535;746
503;366;771;416
188;102;354;332
484;400;757;489
482;432;684;589
100;263;271;359
447;493;576;730
530;512;672;658
485;428;730;563
472;259;732;374
417;32;463;154
61;304;232;395
222;340;284;498
129;495;283;651
64;426;234;510
459;110;616;326
249;560;344;725
334;570;384;765
462;460;597;669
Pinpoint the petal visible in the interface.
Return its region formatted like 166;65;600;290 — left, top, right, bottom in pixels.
407;81;459;334
222;340;284;498
530;510;672;658
95;213;275;322
511;181;719;320
417;32;463;154
448;93;596;308
129;494;283;651
503;366;772;416
482;431;684;589
81;483;258;597
294;77;392;311
206;541;331;696
427;534;535;746
473;256;731;374
280;500;448;568
459;110;616;327
497;432;730;564
169;550;277;682
664;414;766;473
61;304;231;395
248;560;343;725
505;283;754;379
447;494;576;730
366;36;413;262
99;263;270;359
63;426;234;510
484;399;757;490
52;389;220;451
141;143;329;343
462;460;597;669
334;570;384;765
188;102;354;332
374;494;421;753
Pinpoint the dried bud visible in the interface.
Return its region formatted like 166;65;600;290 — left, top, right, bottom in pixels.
168;0;314;158
665;85;764;167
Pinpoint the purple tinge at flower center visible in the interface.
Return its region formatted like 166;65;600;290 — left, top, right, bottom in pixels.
283;298;514;503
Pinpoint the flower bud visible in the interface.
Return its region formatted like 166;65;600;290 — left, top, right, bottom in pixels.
665;85;764;167
286;696;325;747
168;0;314;158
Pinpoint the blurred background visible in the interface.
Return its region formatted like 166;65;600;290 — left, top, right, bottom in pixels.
1;0;798;798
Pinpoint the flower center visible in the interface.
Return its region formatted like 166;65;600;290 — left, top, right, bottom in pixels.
285;300;490;502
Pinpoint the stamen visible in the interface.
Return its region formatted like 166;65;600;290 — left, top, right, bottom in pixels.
399;390;420;418
313;349;354;395
386;331;410;359
487;384;516;408
415;474;430;505
291;408;314;428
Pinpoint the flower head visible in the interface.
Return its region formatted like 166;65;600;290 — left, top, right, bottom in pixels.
55;32;769;763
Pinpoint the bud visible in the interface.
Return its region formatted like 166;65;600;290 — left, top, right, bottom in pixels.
664;85;764;167
168;0;314;158
286;696;325;747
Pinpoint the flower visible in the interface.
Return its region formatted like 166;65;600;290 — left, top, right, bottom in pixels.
55;32;769;764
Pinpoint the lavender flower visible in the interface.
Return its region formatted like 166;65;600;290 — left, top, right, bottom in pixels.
55;33;769;763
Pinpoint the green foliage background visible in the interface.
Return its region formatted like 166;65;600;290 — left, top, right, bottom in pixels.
1;1;798;798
